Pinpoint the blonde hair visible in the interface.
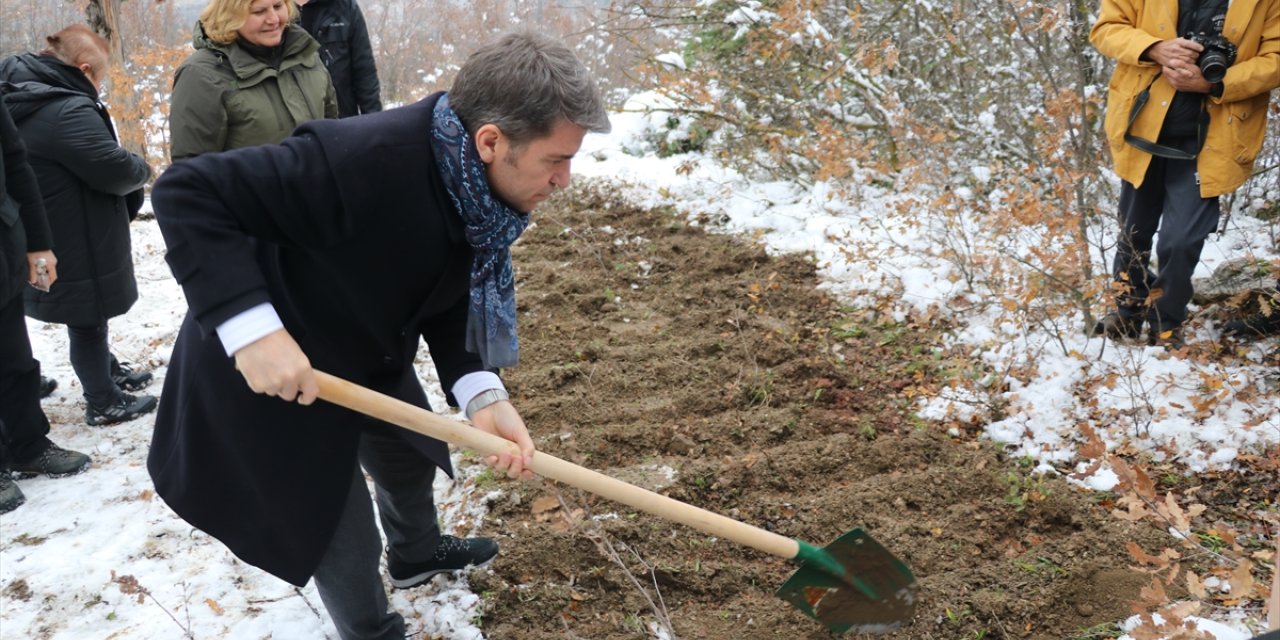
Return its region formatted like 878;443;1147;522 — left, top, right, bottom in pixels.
199;0;298;45
41;24;109;80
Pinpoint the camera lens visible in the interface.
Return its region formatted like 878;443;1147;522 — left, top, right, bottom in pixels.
1199;50;1227;84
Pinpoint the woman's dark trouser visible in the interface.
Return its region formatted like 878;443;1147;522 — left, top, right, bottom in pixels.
0;291;51;464
67;322;120;408
311;427;441;640
1111;154;1221;333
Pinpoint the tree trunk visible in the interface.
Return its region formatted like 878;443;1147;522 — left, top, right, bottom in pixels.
86;0;147;161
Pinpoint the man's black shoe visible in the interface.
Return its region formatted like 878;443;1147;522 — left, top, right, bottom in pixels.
9;444;91;478
1147;325;1186;351
0;474;25;514
388;535;499;589
1222;309;1280;339
110;357;154;392
1093;312;1143;340
86;393;158;426
39;376;57;398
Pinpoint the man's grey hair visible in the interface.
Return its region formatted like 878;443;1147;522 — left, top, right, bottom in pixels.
450;31;611;146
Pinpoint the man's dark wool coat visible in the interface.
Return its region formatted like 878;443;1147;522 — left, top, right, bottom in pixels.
149;93;487;586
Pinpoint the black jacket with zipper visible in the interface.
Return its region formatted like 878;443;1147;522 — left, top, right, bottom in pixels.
0;83;52;306
0;53;149;326
299;0;383;118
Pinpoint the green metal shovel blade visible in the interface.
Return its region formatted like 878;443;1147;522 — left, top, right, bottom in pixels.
776;528;917;634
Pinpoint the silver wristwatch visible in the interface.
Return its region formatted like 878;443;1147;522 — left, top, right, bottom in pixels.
465;388;510;419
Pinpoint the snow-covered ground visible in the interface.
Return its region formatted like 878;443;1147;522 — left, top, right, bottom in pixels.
2;94;1276;638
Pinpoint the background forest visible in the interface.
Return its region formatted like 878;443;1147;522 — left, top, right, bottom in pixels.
2;0;1277;331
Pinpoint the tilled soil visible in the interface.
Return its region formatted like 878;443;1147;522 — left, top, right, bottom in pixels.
463;181;1176;640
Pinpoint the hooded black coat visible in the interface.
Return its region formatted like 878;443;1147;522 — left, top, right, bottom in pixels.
0;53;150;326
0;84;55;465
149;93;485;586
299;0;382;118
0;84;51;306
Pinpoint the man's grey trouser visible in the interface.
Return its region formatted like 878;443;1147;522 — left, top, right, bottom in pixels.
1111;152;1220;333
312;427;442;640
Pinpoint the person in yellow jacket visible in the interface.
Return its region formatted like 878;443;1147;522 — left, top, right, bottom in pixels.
1090;0;1280;349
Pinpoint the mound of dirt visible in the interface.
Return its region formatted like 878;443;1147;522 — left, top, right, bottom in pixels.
464;181;1174;639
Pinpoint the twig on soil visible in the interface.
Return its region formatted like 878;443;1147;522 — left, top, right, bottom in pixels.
292;585;325;620
553;489;679;639
110;572;194;639
559;614;592;640
1269;525;1279;631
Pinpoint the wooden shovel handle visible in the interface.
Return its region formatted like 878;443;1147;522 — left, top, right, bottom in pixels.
315;371;801;561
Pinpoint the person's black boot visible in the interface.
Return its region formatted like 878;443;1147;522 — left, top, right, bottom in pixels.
39;376;57;398
9;443;91;478
387;535;499;589
0;474;25;513
1093;312;1143;340
1147;325;1187;351
86;393;158;426
1222;309;1280;339
109;356;154;392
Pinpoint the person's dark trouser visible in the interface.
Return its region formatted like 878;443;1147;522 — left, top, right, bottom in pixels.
67;322;120;408
1111;153;1221;333
0;291;52;465
312;426;441;640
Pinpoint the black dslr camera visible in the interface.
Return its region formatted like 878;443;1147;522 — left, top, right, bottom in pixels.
1184;32;1237;84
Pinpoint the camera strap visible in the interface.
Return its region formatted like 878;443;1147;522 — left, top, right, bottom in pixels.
1123;73;1208;160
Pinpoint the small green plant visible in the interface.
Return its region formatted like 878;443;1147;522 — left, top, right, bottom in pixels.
1195;531;1227;553
471;467;499;489
740;372;776;408
858;420;877;440
622;613;644;633
831;322;866;339
1004;471;1050;510
1014;556;1067;578
1069;622;1124;639
943;606;972;625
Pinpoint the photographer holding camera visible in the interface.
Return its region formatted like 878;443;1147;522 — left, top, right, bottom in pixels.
1090;0;1280;350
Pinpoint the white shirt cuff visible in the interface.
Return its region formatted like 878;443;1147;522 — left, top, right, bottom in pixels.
452;371;505;414
215;303;284;356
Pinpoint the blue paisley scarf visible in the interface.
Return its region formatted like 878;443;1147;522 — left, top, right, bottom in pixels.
430;94;529;369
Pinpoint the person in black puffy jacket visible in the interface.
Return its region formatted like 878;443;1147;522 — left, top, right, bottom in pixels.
297;0;382;118
0;83;92;513
0;25;157;427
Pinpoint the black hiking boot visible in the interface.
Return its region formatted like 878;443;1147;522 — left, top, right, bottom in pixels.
0;474;25;514
110;357;154;392
86;393;158;426
9;443;91;478
1222;309;1280;339
39;375;57;398
387;535;499;589
1148;325;1186;351
1093;312;1143;340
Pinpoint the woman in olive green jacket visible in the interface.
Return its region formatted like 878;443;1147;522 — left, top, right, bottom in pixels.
170;0;337;161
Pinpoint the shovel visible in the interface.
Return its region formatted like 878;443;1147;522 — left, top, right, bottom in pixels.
315;371;918;634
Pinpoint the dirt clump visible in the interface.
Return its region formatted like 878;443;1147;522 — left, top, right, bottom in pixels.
464;181;1172;639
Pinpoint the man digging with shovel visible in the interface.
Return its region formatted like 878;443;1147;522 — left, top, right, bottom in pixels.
147;32;610;640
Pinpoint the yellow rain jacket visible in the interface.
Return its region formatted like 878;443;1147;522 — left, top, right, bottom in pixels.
1091;0;1280;197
